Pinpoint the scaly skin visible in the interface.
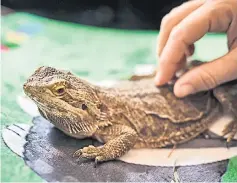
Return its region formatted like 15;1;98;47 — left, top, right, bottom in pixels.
23;64;237;164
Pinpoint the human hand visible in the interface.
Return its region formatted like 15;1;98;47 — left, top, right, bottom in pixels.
155;0;237;98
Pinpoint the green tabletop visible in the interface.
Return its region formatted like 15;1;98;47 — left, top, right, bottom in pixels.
1;12;235;182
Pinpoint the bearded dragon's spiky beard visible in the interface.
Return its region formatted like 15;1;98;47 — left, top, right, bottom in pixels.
37;104;96;138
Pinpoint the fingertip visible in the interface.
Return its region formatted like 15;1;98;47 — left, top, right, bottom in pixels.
154;71;168;86
154;73;162;85
173;83;183;98
174;82;195;98
174;70;198;97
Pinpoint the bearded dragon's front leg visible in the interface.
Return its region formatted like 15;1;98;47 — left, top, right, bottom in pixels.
73;125;138;164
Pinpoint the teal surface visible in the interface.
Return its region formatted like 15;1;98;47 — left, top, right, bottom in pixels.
1;12;235;182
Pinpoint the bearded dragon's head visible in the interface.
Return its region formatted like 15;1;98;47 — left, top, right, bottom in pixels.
23;66;103;138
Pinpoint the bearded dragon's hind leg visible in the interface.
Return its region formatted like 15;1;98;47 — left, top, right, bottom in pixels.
73;125;138;165
213;80;237;146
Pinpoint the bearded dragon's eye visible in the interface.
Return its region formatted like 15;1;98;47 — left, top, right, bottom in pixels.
54;86;65;96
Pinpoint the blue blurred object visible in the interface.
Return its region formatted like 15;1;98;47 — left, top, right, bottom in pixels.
17;23;43;35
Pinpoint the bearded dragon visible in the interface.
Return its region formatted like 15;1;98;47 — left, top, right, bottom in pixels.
23;63;237;165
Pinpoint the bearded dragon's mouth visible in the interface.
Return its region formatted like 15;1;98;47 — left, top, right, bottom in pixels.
38;106;50;121
30;97;49;109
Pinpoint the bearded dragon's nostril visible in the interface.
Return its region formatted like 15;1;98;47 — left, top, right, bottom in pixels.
23;83;28;89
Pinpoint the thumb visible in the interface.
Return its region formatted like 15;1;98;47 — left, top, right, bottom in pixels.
174;48;237;98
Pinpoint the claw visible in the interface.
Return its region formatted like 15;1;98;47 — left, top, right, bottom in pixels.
222;120;237;146
225;141;230;149
73;149;82;157
222;121;235;136
73;145;105;164
94;158;98;168
227;127;237;142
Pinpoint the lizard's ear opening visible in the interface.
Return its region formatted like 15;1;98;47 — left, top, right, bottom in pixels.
81;103;87;110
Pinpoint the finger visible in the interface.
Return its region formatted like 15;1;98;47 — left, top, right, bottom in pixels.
156;43;195;82
230;38;237;49
174;48;237;98
227;3;237;50
155;2;233;85
156;55;186;80
157;0;205;56
228;29;237;50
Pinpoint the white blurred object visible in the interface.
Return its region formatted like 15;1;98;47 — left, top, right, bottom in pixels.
17;94;40;117
119;146;237;166
2;124;30;157
96;80;119;87
133;64;155;76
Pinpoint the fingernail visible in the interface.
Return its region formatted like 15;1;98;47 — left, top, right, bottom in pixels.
177;84;194;97
155;72;162;85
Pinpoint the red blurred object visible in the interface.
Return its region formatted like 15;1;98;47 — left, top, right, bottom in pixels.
1;45;9;51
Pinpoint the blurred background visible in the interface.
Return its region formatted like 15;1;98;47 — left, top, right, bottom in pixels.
2;0;186;29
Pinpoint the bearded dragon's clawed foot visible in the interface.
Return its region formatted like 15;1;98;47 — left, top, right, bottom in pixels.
73;145;100;158
73;145;106;167
73;125;138;165
222;120;237;147
73;143;124;167
73;145;105;160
